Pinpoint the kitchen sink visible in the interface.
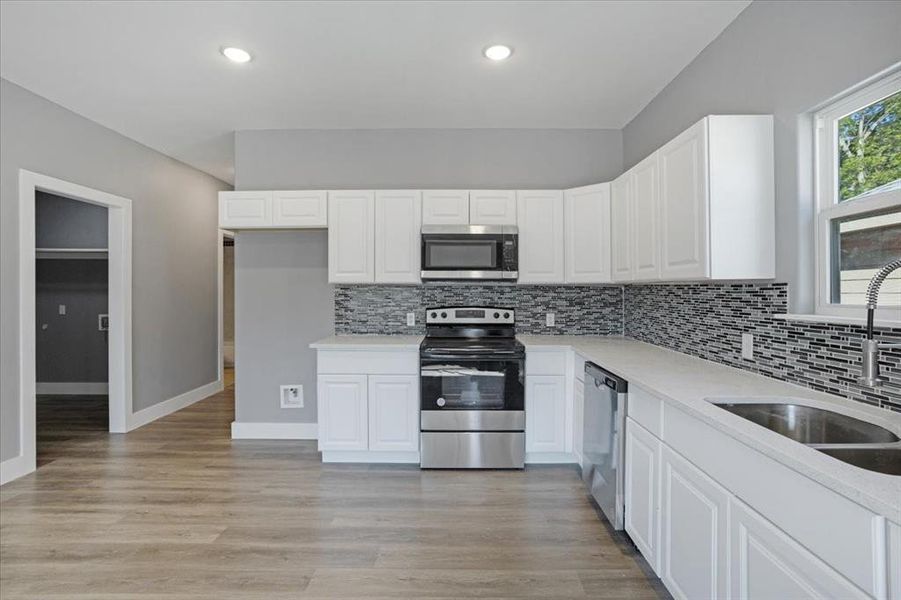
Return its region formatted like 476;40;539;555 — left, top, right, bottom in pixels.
712;402;899;444
816;447;901;476
710;399;901;476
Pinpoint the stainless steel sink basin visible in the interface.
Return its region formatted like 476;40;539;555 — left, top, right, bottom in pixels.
713;402;899;444
816;447;901;476
710;400;901;476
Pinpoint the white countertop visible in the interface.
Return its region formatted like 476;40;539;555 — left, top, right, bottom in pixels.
519;335;901;523
309;335;423;350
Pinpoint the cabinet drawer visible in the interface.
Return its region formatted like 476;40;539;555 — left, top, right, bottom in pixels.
317;350;419;375
525;350;567;376
628;385;663;437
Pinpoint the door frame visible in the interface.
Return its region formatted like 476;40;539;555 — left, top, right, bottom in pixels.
14;169;133;479
217;228;234;384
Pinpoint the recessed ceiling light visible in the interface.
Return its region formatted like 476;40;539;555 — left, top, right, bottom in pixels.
221;47;252;64
483;45;513;61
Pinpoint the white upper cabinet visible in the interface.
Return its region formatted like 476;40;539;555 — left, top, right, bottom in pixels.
375;190;421;284
422;190;470;225
470;190;517;225
658;119;709;280
219;191;272;228
631;154;660;281
328;190;375;283
516;190;565;283
610;172;633;282
564;183;611;283
658;115;775;280
272;190;327;227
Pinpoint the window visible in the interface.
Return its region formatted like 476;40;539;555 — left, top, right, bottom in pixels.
815;70;901;319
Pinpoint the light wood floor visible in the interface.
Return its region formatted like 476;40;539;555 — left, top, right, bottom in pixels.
1;384;667;599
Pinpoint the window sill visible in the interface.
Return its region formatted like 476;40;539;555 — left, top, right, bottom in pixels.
774;313;901;329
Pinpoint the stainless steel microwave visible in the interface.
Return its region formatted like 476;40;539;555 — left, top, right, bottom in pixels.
420;225;518;280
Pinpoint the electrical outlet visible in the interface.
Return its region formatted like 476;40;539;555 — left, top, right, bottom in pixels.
98;314;109;331
741;333;754;360
546;312;556;327
58;304;66;315
280;385;304;408
406;312;416;326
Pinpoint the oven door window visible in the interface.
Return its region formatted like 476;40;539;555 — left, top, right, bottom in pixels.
423;237;500;270
421;359;524;410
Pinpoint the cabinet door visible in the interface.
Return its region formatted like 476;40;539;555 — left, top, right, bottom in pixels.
625;417;660;573
272;190;327;227
422;190;470;225
659;445;728;600
219;191;272;228
564;183;611;283
631;154;660;281
328;190;375;283
610;172;633;282
729;498;868;600
375;190;421;284
659;119;710;280
368;375;419;452
517;190;565;283
525;375;566;453
470;190;517;225
317;374;368;451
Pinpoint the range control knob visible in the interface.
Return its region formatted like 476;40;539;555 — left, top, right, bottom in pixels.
436;397;446;407
430;312;437;319
441;312;447;318
494;312;500;319
504;312;510;319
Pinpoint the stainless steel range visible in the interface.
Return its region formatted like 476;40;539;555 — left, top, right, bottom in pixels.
419;307;525;469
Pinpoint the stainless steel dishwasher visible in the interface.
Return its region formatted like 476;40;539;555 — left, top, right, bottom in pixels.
582;362;628;530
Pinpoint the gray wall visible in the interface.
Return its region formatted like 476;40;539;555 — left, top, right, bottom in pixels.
234;231;333;424
621;0;901;313
36;193;109;384
233;128;621;424
36;192;108;248
36;260;108;383
0;78;229;461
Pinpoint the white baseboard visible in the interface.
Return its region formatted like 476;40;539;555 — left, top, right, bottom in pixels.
36;382;109;395
231;421;318;440
129;379;223;431
0;453;34;486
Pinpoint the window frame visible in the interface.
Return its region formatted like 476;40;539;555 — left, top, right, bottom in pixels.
814;69;901;321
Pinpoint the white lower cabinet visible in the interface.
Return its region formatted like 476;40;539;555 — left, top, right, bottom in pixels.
525;375;566;453
368;375;419;452
573;377;585;463
317;374;368;451
659;445;728;600
729;498;868;599
624;417;661;573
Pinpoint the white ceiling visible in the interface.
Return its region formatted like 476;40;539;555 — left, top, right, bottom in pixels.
0;1;750;183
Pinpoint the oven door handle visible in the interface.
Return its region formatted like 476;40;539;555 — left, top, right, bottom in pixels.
420;352;524;360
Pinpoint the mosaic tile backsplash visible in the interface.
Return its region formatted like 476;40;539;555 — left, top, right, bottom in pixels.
334;283;623;336
334;281;901;411
624;283;901;411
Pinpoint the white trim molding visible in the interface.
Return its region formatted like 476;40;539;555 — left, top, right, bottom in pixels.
12;169;134;486
129;380;223;431
36;382;110;395
231;422;318;440
0;454;33;486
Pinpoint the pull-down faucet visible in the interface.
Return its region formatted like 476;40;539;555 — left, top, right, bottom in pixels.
858;258;901;387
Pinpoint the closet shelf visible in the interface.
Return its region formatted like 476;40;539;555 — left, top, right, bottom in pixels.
36;247;108;260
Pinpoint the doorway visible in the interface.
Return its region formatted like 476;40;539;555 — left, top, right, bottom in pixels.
34;192;110;465
221;231;235;389
7;169;133;483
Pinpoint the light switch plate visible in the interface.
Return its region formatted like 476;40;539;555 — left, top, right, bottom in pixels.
406;312;416;326
546;313;556;327
280;385;304;408
741;333;754;360
58;304;66;315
